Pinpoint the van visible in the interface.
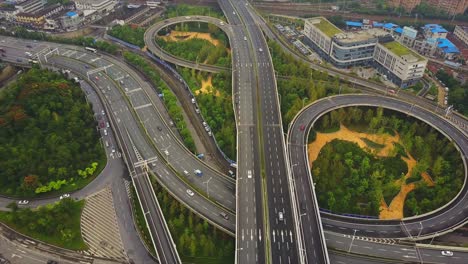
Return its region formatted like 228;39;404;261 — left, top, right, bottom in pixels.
105;141;109;147
104;129;108;136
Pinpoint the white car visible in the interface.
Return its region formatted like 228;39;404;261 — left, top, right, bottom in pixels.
186;189;194;196
60;194;70;200
278;212;284;221
259;48;263;52
247;170;252;178
164;150;169;156
441;251;453;257
18;200;29;205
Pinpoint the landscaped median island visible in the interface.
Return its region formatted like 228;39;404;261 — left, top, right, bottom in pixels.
0;199;87;250
308;106;463;219
0;68;105;197
156;22;231;68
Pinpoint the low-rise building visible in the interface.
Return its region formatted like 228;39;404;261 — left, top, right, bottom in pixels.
412;37;438;57
453;25;468;46
373;40;428;87
15;3;63;27
60;10;83;31
436;38;460;60
423;24;448;39
0;5;19;21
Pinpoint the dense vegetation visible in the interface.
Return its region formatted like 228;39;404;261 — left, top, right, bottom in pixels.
436;70;468;116
108;24;146;48
156;22;231;67
0;27;118;54
313;139;407;215
123;52;197;153
0;199;86;250
178;68;236;160
152;177;234;264
0;69;105;196
311;106;464;217
165;4;225;20
268;40;356;126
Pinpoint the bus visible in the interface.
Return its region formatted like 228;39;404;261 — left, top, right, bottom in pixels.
85;47;97;53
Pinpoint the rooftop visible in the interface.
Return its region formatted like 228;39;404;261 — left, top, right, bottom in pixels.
346;21;362;27
334;28;387;43
310;17;342;37
437;38;460;54
382;41;424;61
423;24;448;34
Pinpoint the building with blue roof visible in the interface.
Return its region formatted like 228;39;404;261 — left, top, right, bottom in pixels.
437;38;460;59
346;21;363;29
373;22;384;28
394;27;403;34
423;24;448;39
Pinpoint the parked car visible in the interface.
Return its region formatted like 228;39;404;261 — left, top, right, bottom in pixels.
186;189;194;196
18;200;29;205
60;194;70;200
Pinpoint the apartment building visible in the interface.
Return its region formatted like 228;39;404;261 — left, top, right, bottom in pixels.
423;24;448;39
373;40;428;87
389;0;467;14
75;0;116;15
15;0;45;13
454;25;468;46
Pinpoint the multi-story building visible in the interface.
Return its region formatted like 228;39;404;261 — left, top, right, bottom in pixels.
413;38;438;57
75;0;116;16
14;0;45;13
304;17;389;67
426;0;468;16
389;0;467;14
0;5;19;21
423;24;448;39
15;3;63;27
373;40;428;87
389;0;421;12
454;25;468;46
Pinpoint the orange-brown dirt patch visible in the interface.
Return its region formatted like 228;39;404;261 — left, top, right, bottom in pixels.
195;75;221;97
161;31;221;46
308;124;435;219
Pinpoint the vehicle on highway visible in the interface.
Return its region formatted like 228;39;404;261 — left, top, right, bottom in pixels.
220;212;229;220
244;36;247;41
95;76;99;81
202;121;207;127
197;153;205;159
104;129;108;136
259;48;263;52
186;189;194;196
191;98;196;104
204;126;210;132
228;170;235;178
84;65;89;69
183;170;189;176
16;58;22;62
101;110;105;116
195;108;200;114
47;260;58;264
26;44;32;48
157;126;162;131
441;251;453;257
106;122;110;128
164;149;169;156
389;89;396;95
112;148;116;153
105;141;109;147
18;200;29;205
208;131;212;137
247;170;252;178
60;194;70;200
220;21;224;26
85;47;97;53
299;124;305;131
185;16;191;19
278;211;284;221
194;169;203;177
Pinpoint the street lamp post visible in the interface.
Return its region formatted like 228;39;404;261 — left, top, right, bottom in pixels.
347;229;358;253
204;177;213;198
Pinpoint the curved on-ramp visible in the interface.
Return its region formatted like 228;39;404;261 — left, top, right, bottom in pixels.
144;15;231;73
288;94;468;240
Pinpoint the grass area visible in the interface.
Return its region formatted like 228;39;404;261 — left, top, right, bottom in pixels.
382;41;424;61
130;185;156;256
313;17;342;37
361;137;385;149
0;199;87;250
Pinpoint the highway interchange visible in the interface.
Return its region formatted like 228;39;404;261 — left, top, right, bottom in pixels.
1;1;468;263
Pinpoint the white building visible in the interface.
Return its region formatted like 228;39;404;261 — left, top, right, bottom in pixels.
75;0;116;18
373;41;427;88
454;25;468;46
15;0;46;14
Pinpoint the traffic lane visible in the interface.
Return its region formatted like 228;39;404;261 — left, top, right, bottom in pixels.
48;57;236;231
289;95;468;238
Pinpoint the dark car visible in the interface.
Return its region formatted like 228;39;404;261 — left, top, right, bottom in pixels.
47;260;58;264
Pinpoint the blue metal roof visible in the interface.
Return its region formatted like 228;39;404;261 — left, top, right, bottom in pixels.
423;24;448;33
383;23;398;29
346;21;363;27
395;27;403;34
437;38;460;54
66;11;77;17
